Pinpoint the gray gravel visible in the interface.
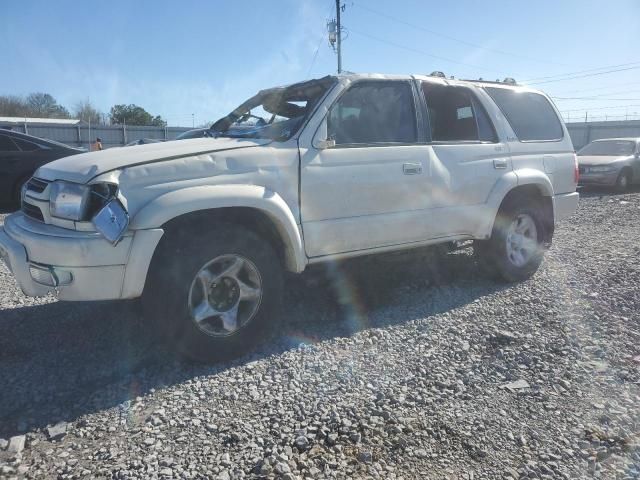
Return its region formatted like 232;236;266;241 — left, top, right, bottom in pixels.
1;188;640;479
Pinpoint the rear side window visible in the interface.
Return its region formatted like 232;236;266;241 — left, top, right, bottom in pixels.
421;83;497;143
12;137;42;151
328;81;417;145
0;134;19;152
485;87;563;141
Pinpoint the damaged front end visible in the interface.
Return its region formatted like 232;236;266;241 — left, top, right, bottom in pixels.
92;198;129;244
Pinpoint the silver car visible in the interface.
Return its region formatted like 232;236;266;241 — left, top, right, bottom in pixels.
578;138;640;191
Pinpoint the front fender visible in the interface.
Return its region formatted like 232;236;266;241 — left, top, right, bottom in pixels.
129;184;306;272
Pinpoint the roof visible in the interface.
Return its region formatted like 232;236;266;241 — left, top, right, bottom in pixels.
592;137;640;142
333;73;541;93
0;116;81;125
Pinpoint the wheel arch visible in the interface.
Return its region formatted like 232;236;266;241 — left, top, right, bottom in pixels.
130;184;306;273
485;170;555;244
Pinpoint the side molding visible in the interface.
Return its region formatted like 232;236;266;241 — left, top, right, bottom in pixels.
129;184;306;273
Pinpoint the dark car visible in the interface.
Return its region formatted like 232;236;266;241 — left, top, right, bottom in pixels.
0;129;83;208
125;138;165;147
175;128;215;140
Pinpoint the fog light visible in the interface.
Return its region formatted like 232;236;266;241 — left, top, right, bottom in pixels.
29;264;73;287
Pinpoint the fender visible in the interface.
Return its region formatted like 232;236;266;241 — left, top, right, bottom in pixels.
480;169;554;238
129;184;306;273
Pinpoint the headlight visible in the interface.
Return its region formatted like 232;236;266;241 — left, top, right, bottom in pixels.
49;181;90;220
49;181;119;221
588;166;616;173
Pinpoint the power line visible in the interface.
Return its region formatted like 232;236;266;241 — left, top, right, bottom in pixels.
348;28;507;76
553;96;640;101
523;61;640;82
308;0;337;76
560;103;640;113
549;86;640;99
549;81;640;96
527;65;640;85
352;2;571;67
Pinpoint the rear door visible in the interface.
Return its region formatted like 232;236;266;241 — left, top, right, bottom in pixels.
0;133;25;203
0;135;55;203
417;81;512;234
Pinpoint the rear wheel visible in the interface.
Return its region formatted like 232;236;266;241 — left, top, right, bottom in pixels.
615;170;631;192
476;202;545;282
142;223;283;363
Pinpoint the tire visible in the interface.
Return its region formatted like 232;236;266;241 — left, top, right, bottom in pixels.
615;170;631;192
142;223;283;363
475;201;545;282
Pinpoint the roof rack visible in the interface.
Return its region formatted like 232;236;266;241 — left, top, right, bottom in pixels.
461;77;519;85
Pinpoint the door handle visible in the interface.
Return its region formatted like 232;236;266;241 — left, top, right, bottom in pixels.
493;159;508;169
403;163;423;175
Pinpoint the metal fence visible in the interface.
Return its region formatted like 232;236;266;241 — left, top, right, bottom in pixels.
4;119;640;152
566;120;640;150
1;122;192;149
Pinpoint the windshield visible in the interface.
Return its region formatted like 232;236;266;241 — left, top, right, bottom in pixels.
578;140;636;156
211;77;335;141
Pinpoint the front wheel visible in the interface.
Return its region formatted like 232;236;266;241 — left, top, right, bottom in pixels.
142;224;283;363
476;203;545;282
615;170;631;192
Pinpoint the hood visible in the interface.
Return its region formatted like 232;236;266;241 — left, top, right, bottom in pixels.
35;137;272;184
577;155;633;166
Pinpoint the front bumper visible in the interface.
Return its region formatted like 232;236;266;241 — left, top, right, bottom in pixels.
578;170;619;186
0;213;163;301
553;191;579;222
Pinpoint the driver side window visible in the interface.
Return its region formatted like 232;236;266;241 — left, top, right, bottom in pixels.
328;81;417;146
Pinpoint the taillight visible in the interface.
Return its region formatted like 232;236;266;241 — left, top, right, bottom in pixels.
573;153;579;184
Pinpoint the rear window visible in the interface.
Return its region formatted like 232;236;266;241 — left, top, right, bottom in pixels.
485;87;563;142
12;137;42;151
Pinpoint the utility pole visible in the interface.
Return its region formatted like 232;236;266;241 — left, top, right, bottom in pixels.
336;0;342;74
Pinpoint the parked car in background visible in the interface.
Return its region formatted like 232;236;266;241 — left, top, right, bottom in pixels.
125;138;165;147
0;74;579;363
577;138;640;191
0;129;83;209
175;128;215;140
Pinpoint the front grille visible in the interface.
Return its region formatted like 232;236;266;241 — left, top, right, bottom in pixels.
22;202;44;222
579;166;586;174
26;178;50;194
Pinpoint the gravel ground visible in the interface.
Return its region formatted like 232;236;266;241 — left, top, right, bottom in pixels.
1;188;640;479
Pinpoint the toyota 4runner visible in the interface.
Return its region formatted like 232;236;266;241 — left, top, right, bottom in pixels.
0;73;579;362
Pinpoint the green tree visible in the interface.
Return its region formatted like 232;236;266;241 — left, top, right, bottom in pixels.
25;92;70;118
109;104;166;127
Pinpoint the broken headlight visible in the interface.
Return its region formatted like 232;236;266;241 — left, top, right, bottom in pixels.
49;181;91;221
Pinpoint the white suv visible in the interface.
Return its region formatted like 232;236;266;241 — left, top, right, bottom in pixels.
0;73;579;362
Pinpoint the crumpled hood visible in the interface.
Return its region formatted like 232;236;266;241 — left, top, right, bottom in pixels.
578;155;632;166
35;137;272;184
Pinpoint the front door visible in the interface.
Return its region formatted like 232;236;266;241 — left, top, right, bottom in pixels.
300;80;433;258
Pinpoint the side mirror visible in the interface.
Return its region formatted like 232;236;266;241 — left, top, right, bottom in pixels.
315;139;336;149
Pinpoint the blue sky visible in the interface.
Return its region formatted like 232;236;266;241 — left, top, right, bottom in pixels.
2;0;640;126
